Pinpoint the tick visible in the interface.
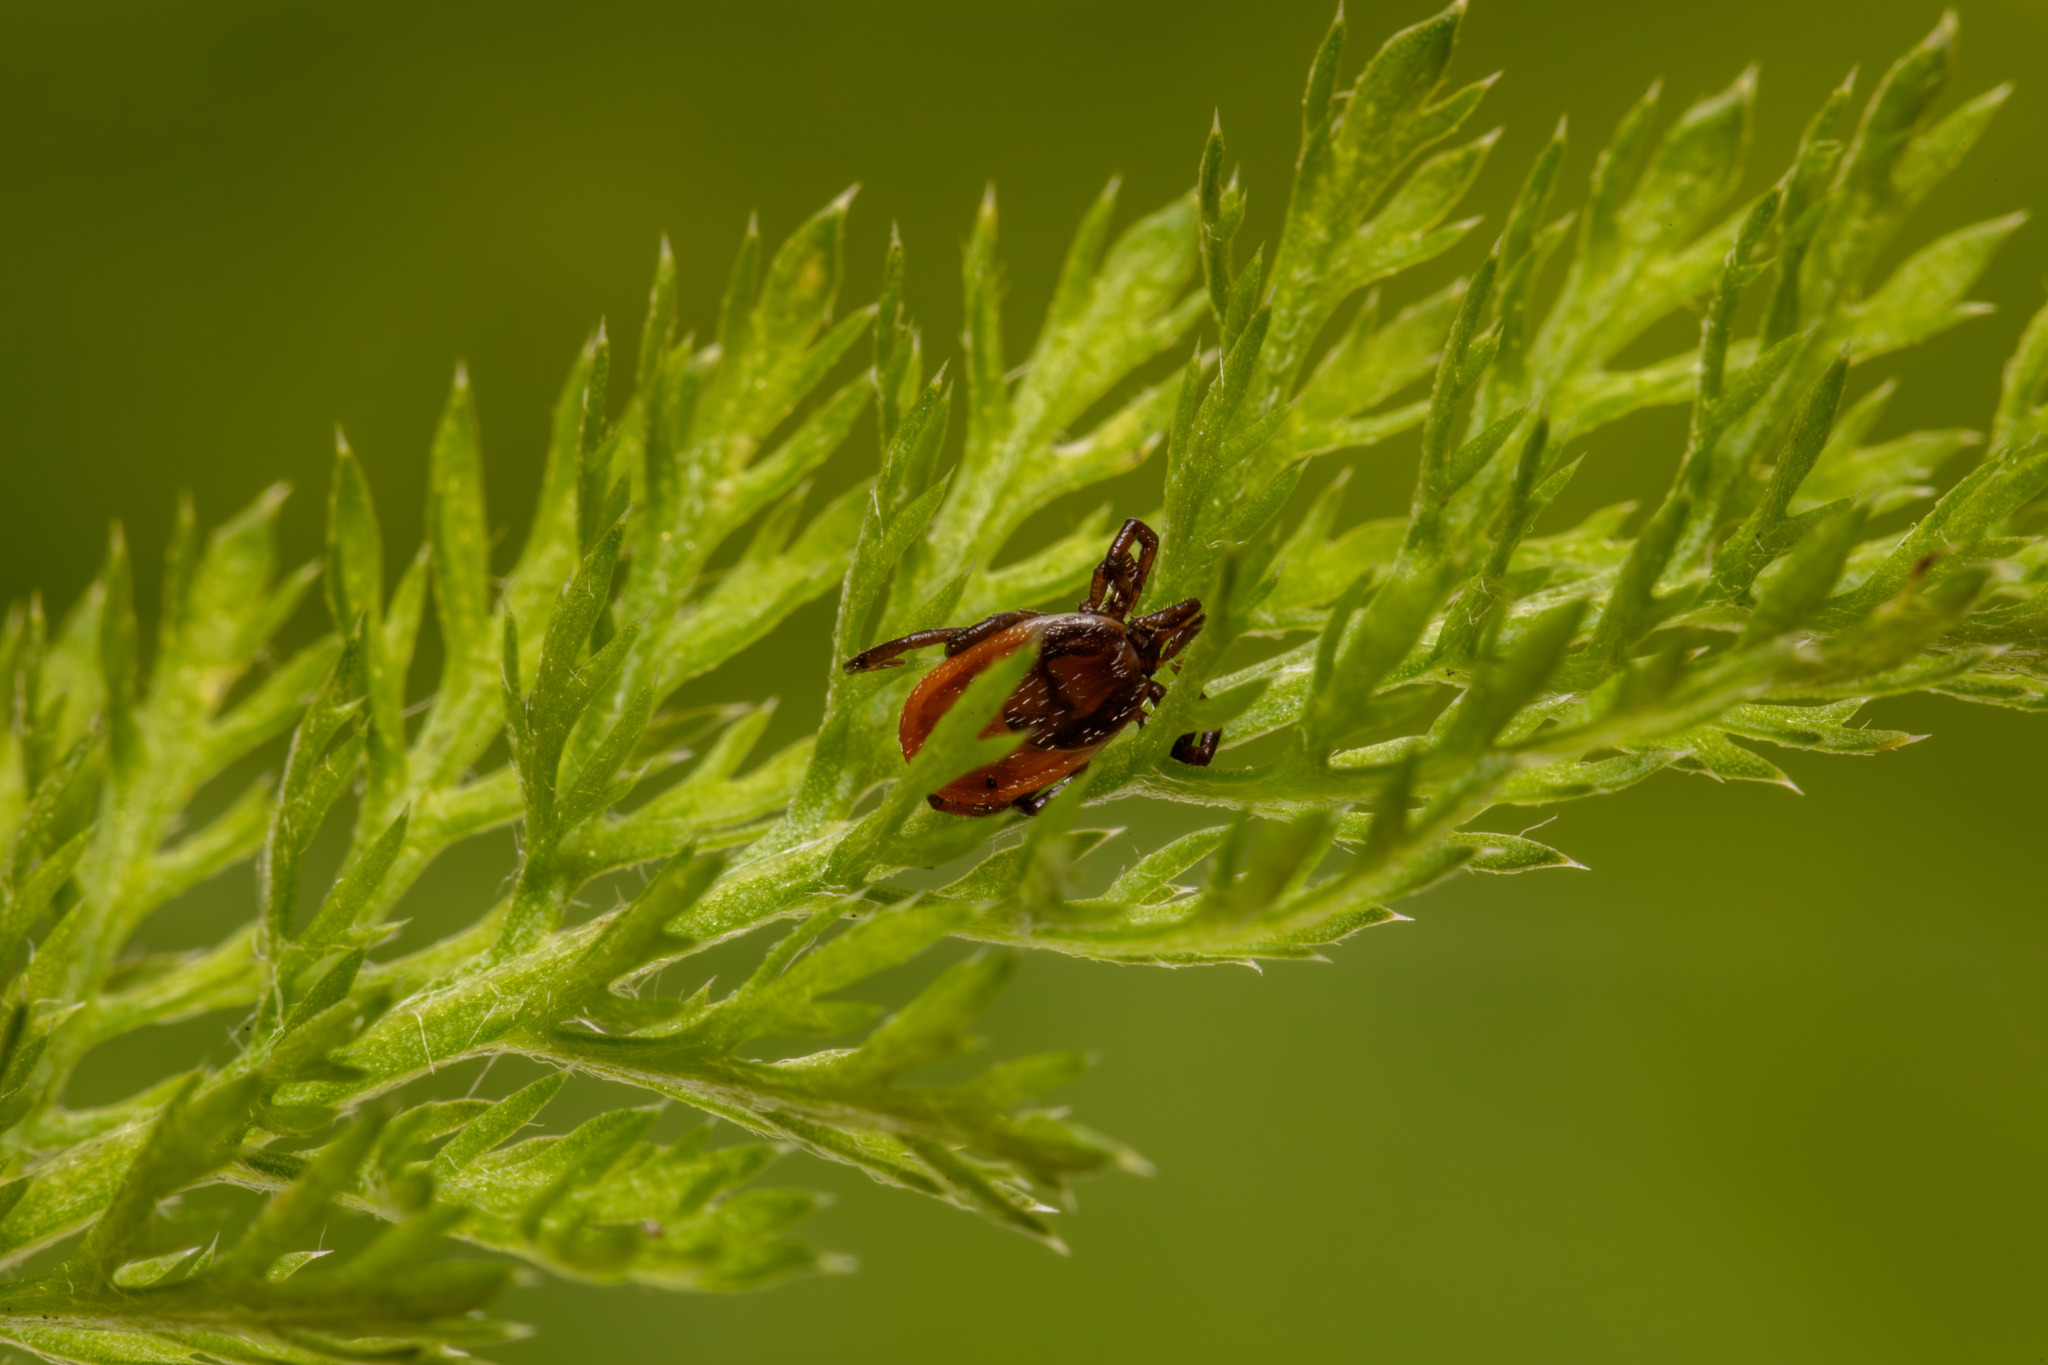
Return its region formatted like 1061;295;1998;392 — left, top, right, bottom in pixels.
842;518;1222;816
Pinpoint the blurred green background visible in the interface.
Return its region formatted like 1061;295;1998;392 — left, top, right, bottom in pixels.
4;0;2047;1360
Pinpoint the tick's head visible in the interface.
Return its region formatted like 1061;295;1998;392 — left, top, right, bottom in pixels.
1124;598;1204;677
1125;621;1162;672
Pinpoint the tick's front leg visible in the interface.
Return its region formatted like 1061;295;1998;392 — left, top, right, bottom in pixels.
1171;729;1221;767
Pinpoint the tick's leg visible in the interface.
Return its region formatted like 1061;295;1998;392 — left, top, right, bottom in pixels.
1171;729;1221;767
1012;786;1054;817
1132;597;1201;634
1149;607;1207;668
1082;553;1138;618
1012;764;1089;816
1135;598;1205;667
1147;619;1209;763
842;629;962;673
944;610;1040;656
841;611;1039;673
1111;520;1159;613
1082;519;1159;619
1134;678;1167;729
1112;519;1159;584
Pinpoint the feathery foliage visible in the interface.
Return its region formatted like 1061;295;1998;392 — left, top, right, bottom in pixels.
0;6;2043;1359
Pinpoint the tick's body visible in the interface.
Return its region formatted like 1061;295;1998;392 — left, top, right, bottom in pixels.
844;519;1221;816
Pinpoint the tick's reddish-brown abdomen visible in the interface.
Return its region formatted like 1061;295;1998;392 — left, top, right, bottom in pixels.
898;618;1123;816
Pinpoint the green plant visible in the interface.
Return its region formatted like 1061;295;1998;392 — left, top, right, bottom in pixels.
0;5;2041;1360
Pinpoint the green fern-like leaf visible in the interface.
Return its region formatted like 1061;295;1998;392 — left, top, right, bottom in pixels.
0;7;2042;1360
